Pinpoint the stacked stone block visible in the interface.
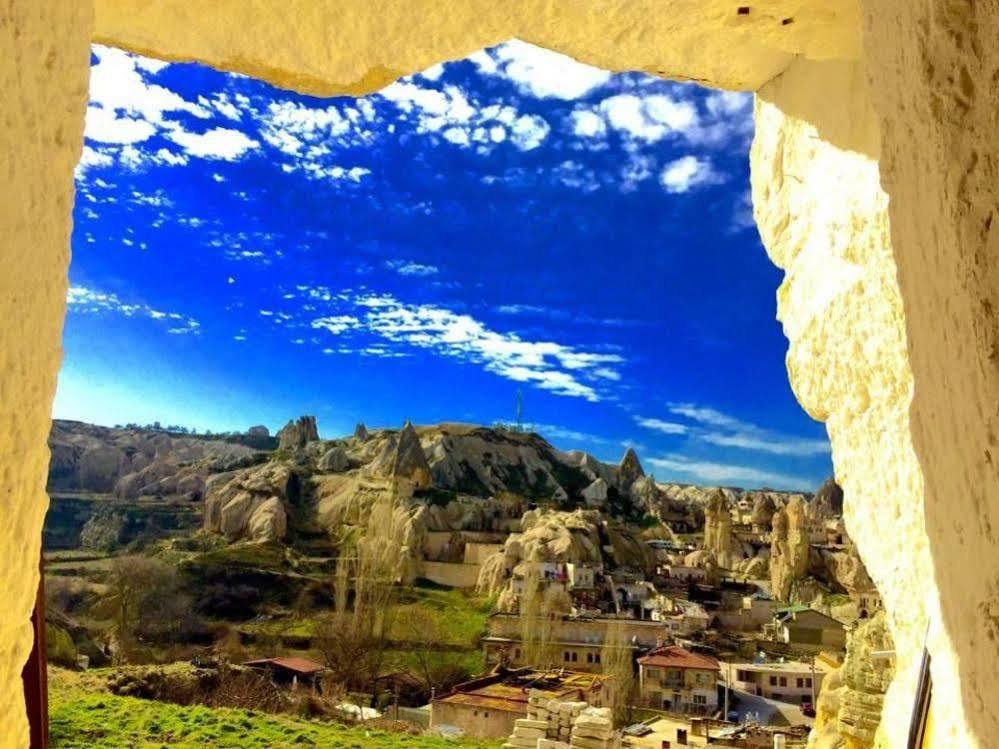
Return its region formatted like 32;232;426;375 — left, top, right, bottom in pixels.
502;692;619;749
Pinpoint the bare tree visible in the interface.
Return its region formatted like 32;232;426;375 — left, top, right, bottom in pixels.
317;496;411;692
102;555;192;660
601;625;637;725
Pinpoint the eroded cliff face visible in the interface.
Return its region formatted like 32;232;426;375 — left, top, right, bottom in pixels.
808;611;895;749
770;497;811;601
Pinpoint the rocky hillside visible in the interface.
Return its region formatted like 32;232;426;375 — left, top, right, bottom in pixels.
48;420;265;499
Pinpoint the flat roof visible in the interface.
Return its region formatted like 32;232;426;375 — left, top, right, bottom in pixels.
724;660;832;675
436;670;608;713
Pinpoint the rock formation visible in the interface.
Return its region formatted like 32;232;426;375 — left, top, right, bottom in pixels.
750;493;778;528
703;489;734;561
770;496;811;601
617;447;644;492
369;421;432;489
581;477;608;509
203;462;299;542
810;477;845;522
808;611;894;749
247;425;270;438
317;444;349;473
353;422;368;441
276;415;319;450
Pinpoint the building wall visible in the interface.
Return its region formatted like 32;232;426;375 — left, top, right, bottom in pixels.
430;700;519;739
419;561;481;589
488;614;670;649
640;666;719;712
729;667;825;704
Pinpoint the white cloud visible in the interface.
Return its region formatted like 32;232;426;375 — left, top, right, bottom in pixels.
474;40;611;100
384;259;439;277
85;106;157;144
635;417;688;435
647;455;813;491
66;285;200;334
659;156;721;193
305;293;624;401
311;316;360;335
570;110;606;138
166;127;259;160
379;79;550;152
598;93;698;142
87;45;209;134
75;146;114;177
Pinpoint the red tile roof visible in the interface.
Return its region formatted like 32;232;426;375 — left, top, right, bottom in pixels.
244;657;325;675
637;646;720;671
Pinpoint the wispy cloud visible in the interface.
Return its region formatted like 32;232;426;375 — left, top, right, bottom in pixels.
634;416;688;435
293;290;624;402
384;259;439;277
644;402;830;457
529;423;615;448
647;454;813;491
67;285;200;334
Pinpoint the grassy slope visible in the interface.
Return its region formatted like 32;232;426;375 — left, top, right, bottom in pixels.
49;670;500;749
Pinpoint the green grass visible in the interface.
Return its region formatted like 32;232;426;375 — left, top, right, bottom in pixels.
49;673;501;749
390;582;494;647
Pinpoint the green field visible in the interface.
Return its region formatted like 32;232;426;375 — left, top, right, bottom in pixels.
49;670;501;749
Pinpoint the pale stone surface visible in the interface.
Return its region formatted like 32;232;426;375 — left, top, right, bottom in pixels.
0;3;93;745
3;3;997;748
93;0;862;96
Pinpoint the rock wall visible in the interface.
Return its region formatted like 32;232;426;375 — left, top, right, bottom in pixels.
808;611;895;749
0;3;93;744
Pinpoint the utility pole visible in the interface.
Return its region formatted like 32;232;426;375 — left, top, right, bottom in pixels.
810;656;816;706
724;661;730;721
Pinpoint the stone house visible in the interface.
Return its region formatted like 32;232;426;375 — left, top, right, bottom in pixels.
638;646;720;714
722;659;832;705
767;606;847;652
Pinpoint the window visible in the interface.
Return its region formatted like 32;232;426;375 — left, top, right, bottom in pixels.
769;676;778;686
693;694;707;705
737;669;751;681
571;652;578;662
587;653;593;663
805;678;813;687
796;678;804;688
594;653;601;665
514;648;521;659
779;677;787;687
564;651;571;662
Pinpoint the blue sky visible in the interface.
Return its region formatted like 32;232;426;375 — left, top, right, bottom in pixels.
55;41;832;490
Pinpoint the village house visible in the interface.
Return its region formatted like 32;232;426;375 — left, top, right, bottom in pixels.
483;612;668;673
243;656;325;690
637;646;721;714
722;659;831;705
430;668;608;739
766;606;847;653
